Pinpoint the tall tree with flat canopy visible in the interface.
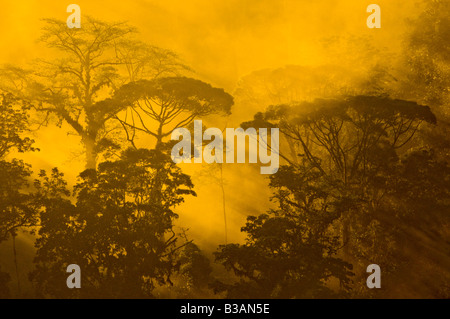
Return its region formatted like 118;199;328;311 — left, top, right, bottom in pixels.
222;95;443;296
113;77;234;149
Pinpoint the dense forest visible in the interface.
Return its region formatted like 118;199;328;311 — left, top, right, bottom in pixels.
0;0;449;298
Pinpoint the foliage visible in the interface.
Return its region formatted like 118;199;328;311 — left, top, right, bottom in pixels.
179;242;213;289
114;76;234;147
0;91;39;298
214;164;354;298
401;0;450;108
0;93;37;158
30;149;196;298
231;95;449;297
0;18;191;169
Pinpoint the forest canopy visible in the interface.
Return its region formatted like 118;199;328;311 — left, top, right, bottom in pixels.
0;0;449;299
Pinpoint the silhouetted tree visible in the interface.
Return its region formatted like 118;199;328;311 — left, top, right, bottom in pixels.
214;164;354;298
179;242;213;289
394;0;450;162
235;95;444;296
399;0;450;109
30;148;196;298
374;148;450;297
0;93;37;158
0;92;39;297
114;39;191;82
114;77;233;148
0;18;190;169
0;92;38;242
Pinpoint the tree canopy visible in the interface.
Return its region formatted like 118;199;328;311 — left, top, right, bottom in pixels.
30;148;196;298
114;76;234;147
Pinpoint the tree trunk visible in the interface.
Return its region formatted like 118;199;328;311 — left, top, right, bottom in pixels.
220;163;227;245
156;124;164;150
83;136;97;170
12;233;21;296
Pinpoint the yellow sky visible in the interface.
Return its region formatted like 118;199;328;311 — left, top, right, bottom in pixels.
1;0;421;90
